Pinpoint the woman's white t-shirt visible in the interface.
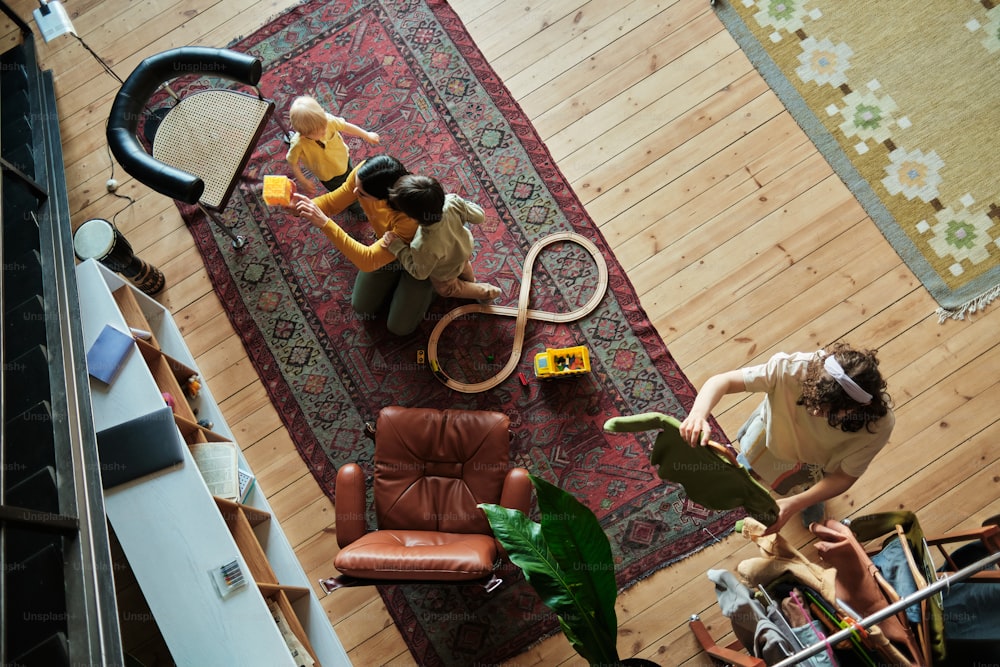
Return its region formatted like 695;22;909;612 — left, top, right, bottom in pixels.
741;351;894;477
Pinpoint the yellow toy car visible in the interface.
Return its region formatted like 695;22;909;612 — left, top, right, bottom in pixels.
533;345;591;379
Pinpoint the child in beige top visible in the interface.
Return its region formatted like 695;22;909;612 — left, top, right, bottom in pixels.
383;175;501;302
679;342;894;533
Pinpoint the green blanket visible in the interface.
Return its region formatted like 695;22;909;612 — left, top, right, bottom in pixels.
605;412;778;525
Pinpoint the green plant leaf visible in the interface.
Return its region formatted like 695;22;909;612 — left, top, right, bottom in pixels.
532;475;618;653
479;475;620;665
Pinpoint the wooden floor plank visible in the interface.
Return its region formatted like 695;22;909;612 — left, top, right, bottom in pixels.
667;217;877;368
461;0;589;62
640;158;844;321
542;31;738;161
532;9;725;143
616;109;804;242
573;73;776;207
517;0;702;119
510;1;687;111
492;0;632;99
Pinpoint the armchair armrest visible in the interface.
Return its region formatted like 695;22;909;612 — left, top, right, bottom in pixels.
926;523;999;552
335;463;368;548
500;467;532;515
926;522;1000;579
106;46;263;204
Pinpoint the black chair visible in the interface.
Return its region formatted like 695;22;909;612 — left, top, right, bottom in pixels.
106;46;275;248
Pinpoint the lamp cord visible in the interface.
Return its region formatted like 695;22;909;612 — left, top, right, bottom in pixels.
72;32;123;85
68;29;132;219
102;130;136;226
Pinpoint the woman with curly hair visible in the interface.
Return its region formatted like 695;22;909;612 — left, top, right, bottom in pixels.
679;342;894;534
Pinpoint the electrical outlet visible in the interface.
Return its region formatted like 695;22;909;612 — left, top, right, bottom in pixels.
33;1;76;43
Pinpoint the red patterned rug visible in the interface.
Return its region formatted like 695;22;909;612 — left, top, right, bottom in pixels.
174;1;741;664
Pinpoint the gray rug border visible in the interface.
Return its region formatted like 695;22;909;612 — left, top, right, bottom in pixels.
713;0;997;315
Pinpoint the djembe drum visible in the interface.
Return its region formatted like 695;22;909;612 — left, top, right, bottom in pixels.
73;218;166;295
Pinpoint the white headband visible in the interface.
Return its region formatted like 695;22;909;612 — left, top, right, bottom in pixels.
822;353;872;405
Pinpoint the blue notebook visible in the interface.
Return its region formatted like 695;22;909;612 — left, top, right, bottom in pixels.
87;324;134;384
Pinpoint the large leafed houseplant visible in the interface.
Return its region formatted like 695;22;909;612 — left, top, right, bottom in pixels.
479;474;657;667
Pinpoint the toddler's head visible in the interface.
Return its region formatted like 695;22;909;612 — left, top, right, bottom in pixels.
388;175;445;225
289;96;327;138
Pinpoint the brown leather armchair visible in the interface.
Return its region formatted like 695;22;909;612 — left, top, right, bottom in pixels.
320;406;532;592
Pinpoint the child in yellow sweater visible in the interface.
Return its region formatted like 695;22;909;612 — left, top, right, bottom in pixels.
286;95;380;196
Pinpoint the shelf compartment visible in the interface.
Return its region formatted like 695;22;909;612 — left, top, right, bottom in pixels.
111;285;160;349
77;259;347;665
175;414;233;446
214;497;277;586
264;588;320;667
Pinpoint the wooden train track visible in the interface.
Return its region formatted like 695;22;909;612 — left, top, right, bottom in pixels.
426;231;610;393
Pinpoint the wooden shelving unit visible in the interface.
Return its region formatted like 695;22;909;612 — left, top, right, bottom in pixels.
75;258;350;666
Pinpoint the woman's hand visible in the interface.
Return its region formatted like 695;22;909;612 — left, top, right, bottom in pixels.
292;193;329;229
679;370;746;447
762;471;857;535
762;497;797;535
679;412;711;447
379;231;398;248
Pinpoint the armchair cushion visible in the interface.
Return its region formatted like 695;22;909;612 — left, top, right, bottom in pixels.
335;530;498;581
372;406;512;534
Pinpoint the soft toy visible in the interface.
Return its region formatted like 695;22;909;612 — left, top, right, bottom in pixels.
184;374;202;399
603;412;778;526
262;174;293;206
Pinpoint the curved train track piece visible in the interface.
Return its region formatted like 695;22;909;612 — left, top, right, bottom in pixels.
426;231;610;393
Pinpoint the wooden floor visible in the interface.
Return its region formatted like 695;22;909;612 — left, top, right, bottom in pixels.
8;0;999;664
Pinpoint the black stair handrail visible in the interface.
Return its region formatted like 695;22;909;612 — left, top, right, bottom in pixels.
1;18;123;667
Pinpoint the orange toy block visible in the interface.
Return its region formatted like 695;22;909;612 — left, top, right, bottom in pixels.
262;175;293;206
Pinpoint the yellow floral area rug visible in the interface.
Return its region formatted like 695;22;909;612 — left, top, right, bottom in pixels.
715;0;1000;320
